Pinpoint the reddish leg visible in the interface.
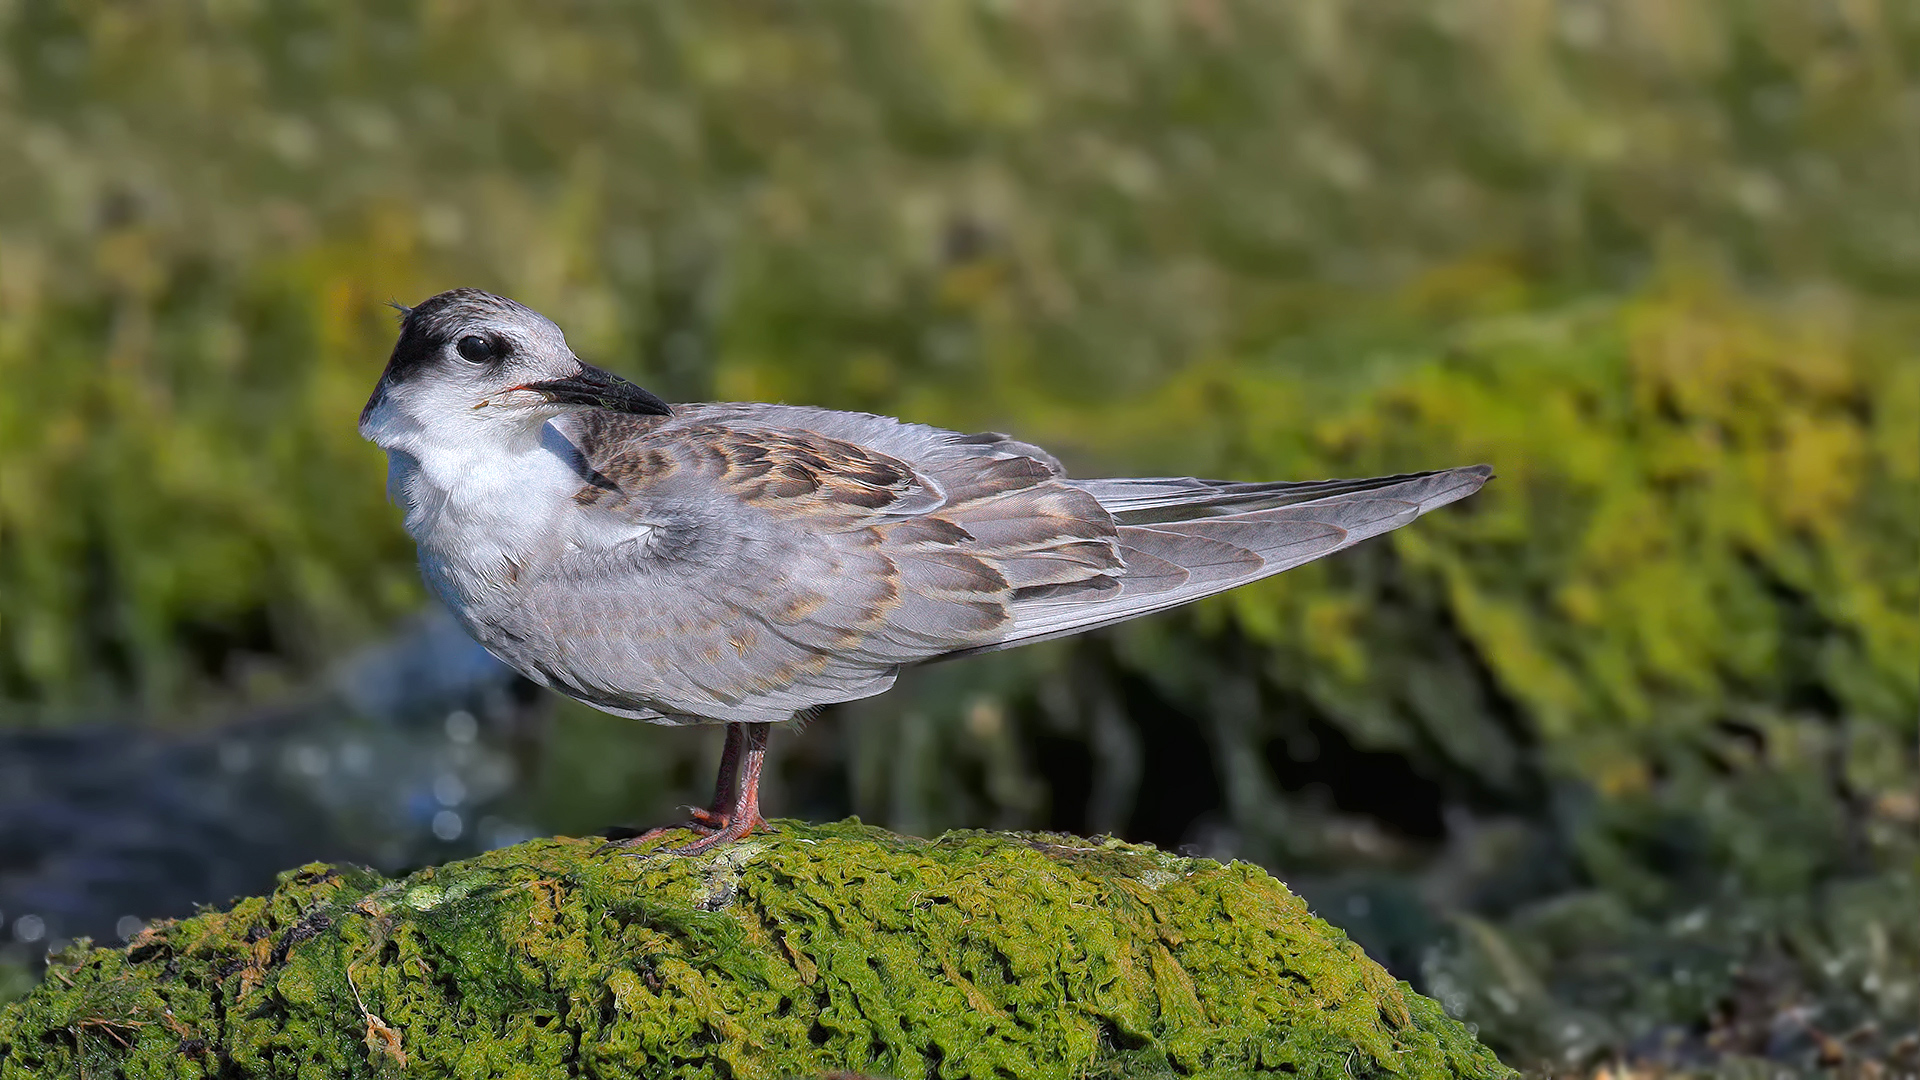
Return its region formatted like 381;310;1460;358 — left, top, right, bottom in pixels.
602;723;774;855
685;722;746;827
670;724;771;854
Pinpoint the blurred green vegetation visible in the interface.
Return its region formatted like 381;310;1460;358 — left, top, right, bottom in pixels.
5;0;1915;715
1;1;1916;1073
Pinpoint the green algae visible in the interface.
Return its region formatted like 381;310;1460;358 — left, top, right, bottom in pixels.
0;821;1511;1080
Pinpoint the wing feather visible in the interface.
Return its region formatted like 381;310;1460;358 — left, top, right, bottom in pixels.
945;465;1492;657
511;405;1488;721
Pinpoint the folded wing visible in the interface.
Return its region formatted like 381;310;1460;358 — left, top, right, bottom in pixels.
530;404;1488;722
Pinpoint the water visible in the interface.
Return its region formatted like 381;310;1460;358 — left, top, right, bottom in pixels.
0;613;543;971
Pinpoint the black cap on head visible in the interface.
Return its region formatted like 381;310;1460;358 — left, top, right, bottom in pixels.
382;288;543;387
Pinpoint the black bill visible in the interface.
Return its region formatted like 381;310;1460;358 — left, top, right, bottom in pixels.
523;363;673;416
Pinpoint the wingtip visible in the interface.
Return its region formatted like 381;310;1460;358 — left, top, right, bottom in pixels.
1417;463;1495;512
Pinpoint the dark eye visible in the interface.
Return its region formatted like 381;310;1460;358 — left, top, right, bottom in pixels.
456;335;495;363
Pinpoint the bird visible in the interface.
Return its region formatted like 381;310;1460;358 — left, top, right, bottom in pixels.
360;288;1491;854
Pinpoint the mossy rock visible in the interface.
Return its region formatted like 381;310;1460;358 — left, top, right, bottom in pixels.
0;821;1510;1079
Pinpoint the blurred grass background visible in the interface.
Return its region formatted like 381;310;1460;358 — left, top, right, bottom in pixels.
1;1;1916;1074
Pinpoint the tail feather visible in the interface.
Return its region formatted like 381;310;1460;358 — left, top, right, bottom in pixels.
1073;469;1460;523
946;464;1491;657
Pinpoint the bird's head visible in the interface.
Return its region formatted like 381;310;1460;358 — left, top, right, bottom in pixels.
359;288;671;450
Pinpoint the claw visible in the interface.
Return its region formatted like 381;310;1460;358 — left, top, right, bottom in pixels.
661;811;771;855
596;722;773;857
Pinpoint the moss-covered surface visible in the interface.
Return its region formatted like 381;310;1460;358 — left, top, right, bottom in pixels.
0;820;1510;1079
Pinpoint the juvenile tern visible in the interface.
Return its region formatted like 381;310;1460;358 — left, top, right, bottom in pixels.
361;289;1491;853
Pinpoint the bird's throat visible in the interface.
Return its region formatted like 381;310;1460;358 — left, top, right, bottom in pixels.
385;419;587;603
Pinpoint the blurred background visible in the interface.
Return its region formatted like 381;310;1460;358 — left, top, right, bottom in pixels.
1;2;1916;1074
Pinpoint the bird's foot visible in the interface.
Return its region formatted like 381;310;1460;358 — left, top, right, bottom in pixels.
597;722;774;856
662;809;771;855
595;807;771;856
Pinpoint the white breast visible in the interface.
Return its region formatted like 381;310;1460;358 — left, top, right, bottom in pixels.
367;397;587;610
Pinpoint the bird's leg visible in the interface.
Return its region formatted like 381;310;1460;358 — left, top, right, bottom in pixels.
685;722;746;828
603;723;774;855
666;724;772;855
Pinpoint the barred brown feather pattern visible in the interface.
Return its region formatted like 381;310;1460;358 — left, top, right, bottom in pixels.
469;404;1486;725
483;405;1123;723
